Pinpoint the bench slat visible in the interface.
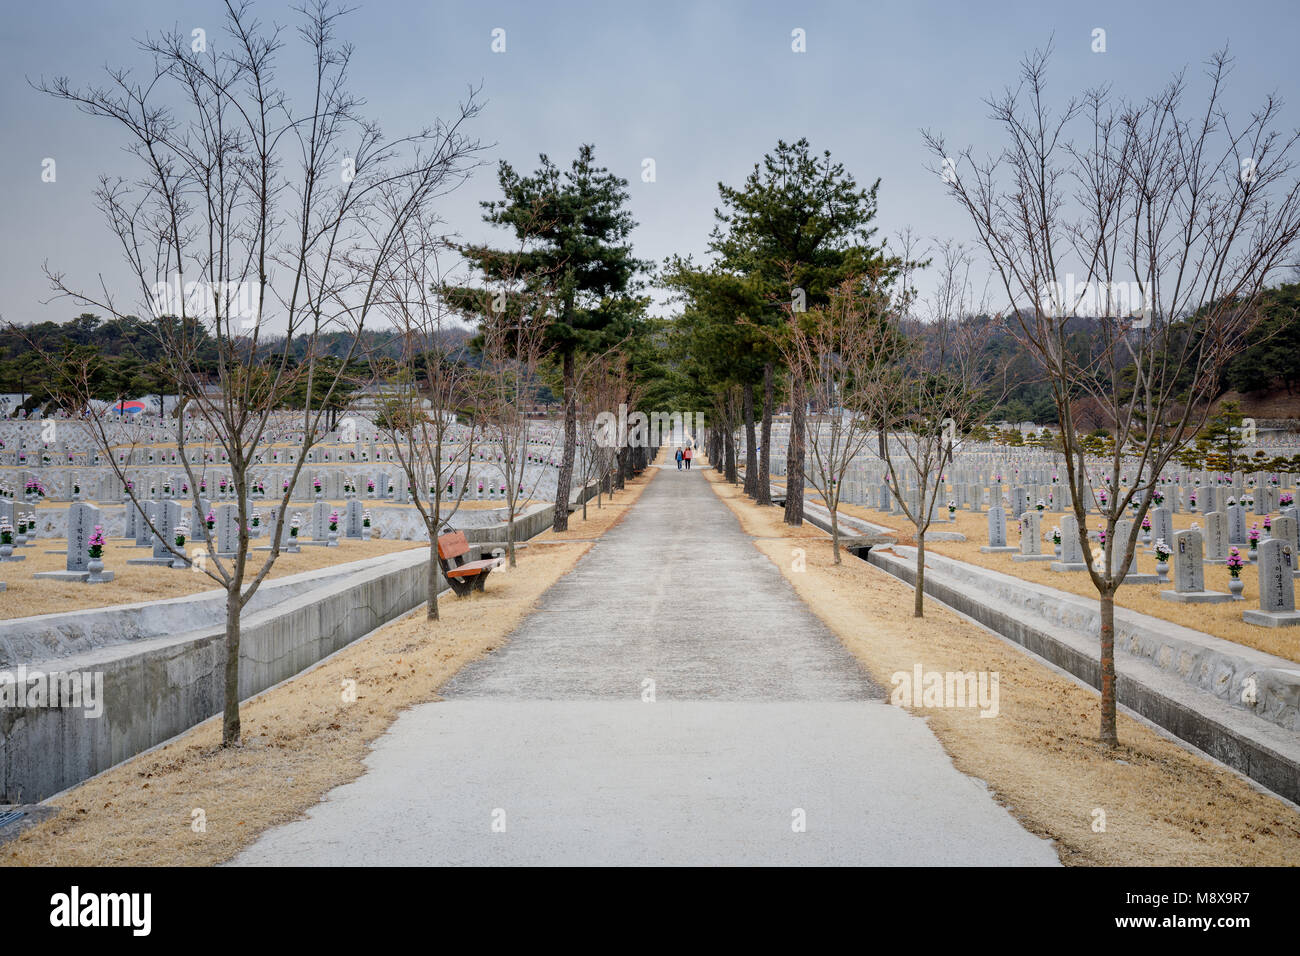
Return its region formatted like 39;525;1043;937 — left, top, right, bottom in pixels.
445;557;504;579
437;531;470;560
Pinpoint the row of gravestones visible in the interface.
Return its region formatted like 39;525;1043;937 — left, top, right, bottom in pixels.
0;496;375;590
977;505;1300;625
4;443;572;503
985;506;1300;559
1163;528;1299;625
1;426;564;468
747;432;1296;501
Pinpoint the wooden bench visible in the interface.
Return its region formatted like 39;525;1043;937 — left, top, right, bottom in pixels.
436;530;505;597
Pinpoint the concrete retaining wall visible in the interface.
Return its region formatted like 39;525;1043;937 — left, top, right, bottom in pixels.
867;545;1300;805
0;496;572;803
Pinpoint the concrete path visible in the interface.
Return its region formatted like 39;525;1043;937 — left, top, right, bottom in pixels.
234;465;1058;866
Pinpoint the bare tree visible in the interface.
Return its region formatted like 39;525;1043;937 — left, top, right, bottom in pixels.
926;46;1300;744
862;237;1001;615
759;277;882;563
371;210;481;621
37;2;482;745
572;344;636;520
478;298;554;567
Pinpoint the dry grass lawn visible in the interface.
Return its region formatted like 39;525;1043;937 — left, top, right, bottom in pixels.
2;464;659;866
709;466;1300;866
0;500;546;621
0;537;423;621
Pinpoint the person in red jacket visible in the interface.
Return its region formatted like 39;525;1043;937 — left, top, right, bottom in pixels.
683;445;693;469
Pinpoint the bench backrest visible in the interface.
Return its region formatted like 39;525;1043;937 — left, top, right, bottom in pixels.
437;531;470;561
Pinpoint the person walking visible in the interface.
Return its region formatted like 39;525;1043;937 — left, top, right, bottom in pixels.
675;447;684;470
683;445;693;470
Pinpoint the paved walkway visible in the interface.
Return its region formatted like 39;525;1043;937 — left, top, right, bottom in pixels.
234;465;1058;865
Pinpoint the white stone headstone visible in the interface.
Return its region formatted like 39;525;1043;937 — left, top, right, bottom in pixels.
1173;529;1205;593
66;502;98;573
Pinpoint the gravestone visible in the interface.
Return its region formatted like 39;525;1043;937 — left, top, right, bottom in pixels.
130;499;181;565
980;506;1016;553
1109;519;1159;584
1051;513;1087;572
216;504;239;555
33;502;112;582
123;497;139;539
1107;519;1130;578
1243;539;1300;627
155;500;180;559
1227;504;1248;545
1149;507;1174;553
1012;487;1029;518
311;501;331;542
1160;529;1229;603
1204;512;1228;564
1271;514;1298;553
192;500;210;542
134;501;154;547
344;499;364;539
1013;511;1053;561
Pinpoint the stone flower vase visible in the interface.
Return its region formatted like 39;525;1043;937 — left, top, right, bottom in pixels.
0;541;12;560
86;555;107;584
1155;560;1169;583
1228;576;1245;601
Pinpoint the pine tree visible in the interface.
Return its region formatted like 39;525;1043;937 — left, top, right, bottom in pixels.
454;145;646;531
690;138;895;523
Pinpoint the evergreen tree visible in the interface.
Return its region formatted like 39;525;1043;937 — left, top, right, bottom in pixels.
453;145;646;531
697;138;896;523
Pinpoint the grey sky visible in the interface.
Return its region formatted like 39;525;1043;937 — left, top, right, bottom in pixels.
2;0;1297;327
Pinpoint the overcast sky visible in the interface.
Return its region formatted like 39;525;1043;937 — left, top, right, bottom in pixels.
2;0;1297;328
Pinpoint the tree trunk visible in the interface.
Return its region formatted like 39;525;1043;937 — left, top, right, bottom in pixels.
743;385;757;497
784;371;805;526
427;545;441;620
506;500;518;567
553;350;576;532
615;445;628;490
914;529;926;618
1099;589;1119;747
724;418;737;483
831;504;841;564
222;589;242;746
757;364;773;506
